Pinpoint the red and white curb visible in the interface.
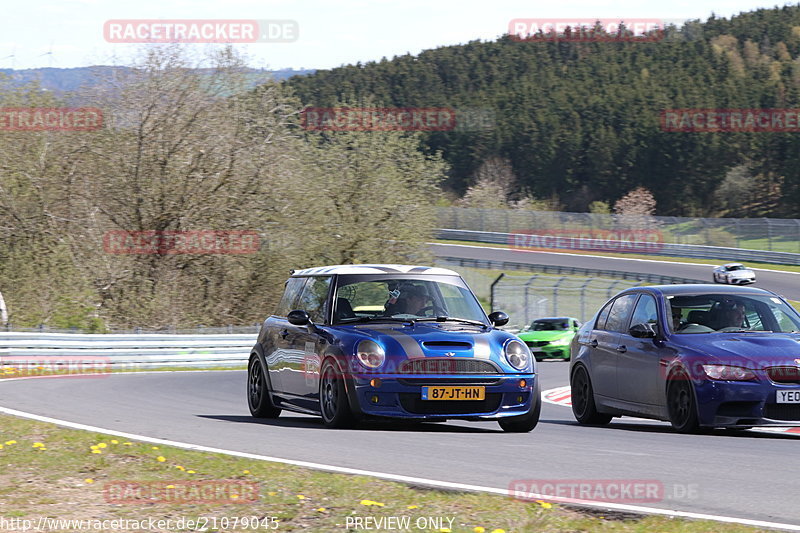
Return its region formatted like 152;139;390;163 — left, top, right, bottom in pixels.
542;386;800;436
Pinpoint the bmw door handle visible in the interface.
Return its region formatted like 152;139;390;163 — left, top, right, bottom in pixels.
616;345;627;353
589;339;598;348
280;329;289;339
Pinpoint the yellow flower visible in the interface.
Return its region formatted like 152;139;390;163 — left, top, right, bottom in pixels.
84;479;94;484
151;446;159;450
0;445;4;450
156;456;166;462
32;442;44;448
473;528;485;533
231;494;239;500
439;529;451;532
316;508;326;512
540;502;552;509
242;469;250;474
407;505;419;509
91;450;102;454
97;443;107;449
110;440;119;445
123;442;133;446
491;529;506;533
90;445;99;450
4;440;16;445
296;495;306;499
175;465;185;471
38;447;47;451
187;470;196;474
360;500;385;507
267;492;277;496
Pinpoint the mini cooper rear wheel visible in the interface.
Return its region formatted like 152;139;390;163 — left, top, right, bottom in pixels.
667;371;701;433
498;389;541;433
571;365;612;425
320;360;356;429
248;356;281;418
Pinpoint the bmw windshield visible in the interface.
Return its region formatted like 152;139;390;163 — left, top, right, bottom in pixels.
669;293;800;334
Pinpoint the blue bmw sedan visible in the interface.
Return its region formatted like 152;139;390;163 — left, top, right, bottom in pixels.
248;264;540;431
570;284;800;433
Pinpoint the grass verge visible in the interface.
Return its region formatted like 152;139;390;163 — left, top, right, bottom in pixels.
0;412;770;532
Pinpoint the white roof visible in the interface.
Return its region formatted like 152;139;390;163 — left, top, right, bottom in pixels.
291;264;460;277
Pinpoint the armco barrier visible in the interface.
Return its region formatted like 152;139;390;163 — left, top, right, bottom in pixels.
437;229;800;266
0;333;254;369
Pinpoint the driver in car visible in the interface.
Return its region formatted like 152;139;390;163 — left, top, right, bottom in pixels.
712;300;746;329
403;286;431;316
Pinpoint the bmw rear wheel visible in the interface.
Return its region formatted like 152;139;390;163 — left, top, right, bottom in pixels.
667;371;701;433
571;365;612;425
248;356;281;418
320;359;356;429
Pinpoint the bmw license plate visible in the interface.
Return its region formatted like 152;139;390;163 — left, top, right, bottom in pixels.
421;386;485;401
776;390;800;403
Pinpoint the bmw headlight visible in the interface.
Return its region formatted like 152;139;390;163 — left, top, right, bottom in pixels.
356;340;385;369
504;340;530;370
701;364;755;381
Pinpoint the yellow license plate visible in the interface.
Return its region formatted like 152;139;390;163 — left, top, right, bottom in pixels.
421;386;485;401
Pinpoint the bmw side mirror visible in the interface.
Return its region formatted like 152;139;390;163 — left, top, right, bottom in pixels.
287;310;311;326
629;323;656;338
488;311;509;327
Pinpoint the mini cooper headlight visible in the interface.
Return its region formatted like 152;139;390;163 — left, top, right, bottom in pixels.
504;340;530;370
356;340;385;369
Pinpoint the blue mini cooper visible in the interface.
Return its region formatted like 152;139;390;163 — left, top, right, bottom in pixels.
247;264;540;431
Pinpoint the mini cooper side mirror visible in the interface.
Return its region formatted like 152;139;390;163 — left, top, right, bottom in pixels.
488;311;509;327
287;310;311;326
629;322;656;338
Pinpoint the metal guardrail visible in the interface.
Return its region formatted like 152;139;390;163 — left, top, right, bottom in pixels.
437;256;704;285
0;333;254;369
437;229;800;266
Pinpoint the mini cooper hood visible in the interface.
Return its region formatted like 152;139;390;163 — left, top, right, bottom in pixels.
341;322;517;360
677;333;800;366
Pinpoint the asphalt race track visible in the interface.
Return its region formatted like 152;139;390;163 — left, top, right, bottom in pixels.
1;365;798;528
431;243;800;301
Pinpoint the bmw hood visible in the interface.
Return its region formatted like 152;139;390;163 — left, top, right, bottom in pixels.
678;333;800;367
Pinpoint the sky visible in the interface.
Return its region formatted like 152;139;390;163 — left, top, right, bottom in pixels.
0;0;795;71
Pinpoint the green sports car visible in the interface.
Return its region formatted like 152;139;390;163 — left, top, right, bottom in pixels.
517;317;581;361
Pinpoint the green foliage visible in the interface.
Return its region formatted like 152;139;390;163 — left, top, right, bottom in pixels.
288;6;800;217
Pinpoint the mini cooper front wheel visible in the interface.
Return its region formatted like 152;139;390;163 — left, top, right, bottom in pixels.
248;356;281;418
319;359;356;429
498;389;541;433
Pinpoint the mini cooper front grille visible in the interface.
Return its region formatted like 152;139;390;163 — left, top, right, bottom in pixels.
397;377;503;386
398;359;498;375
763;403;800;421
399;393;502;415
766;366;800;384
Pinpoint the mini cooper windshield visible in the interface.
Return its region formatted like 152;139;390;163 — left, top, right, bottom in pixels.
668;293;800;334
333;276;488;325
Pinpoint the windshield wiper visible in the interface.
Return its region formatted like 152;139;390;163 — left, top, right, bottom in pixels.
414;316;488;328
338;316;415;325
